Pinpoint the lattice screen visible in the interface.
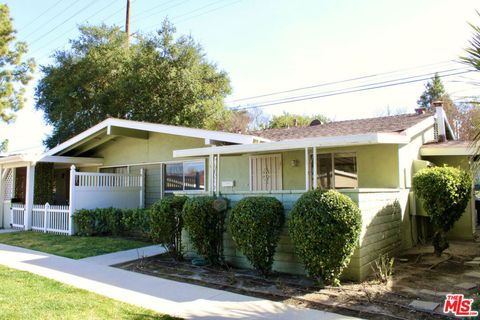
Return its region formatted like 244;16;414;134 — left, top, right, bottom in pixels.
2;169;13;201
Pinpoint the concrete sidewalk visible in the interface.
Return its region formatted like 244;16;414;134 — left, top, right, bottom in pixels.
0;244;359;320
79;244;166;266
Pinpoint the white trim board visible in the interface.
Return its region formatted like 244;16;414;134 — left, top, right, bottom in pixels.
44;118;268;157
173;133;410;158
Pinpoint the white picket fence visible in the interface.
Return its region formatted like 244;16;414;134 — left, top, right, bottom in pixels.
75;171;142;188
11;203;25;229
31;203;70;235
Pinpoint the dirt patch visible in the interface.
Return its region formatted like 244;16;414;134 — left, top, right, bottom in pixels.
116;241;480;319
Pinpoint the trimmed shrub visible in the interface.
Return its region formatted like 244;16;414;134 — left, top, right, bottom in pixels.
413;166;472;256
74;207;150;239
288;189;361;285
182;196;226;265
122;208;151;238
150;196;188;259
229;196;284;275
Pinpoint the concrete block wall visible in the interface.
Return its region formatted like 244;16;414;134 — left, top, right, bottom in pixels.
182;189;402;281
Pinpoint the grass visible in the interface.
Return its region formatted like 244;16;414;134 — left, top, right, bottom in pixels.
0;231;151;259
0;265;178;320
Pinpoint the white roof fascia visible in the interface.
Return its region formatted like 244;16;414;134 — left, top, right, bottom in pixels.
420;146;476;156
173;133;409;158
44;118;268;156
37;155;104;165
402;116;435;139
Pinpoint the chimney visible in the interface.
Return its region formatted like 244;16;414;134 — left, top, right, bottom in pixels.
415;107;427;115
433;100;446;142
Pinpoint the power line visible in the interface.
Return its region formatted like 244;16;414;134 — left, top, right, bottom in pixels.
22;1;77;40
18;0;64;32
28;0;98;47
130;0;192;25
232;69;474;110
175;0;243;24
130;0;178;22
226;60;460;104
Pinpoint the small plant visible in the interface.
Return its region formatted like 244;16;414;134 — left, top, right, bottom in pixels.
229;196;285;275
182;196;227;265
288;189;362;286
413;166;472;256
371;254;395;283
149;196;188;260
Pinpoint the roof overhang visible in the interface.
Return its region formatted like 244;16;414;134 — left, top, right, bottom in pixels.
173;132;409;158
420;144;477;156
0;154;103;168
45;118;269;157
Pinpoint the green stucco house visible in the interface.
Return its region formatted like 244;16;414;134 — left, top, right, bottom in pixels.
0;105;476;281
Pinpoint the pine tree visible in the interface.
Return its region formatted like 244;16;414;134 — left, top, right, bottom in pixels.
417;73;445;109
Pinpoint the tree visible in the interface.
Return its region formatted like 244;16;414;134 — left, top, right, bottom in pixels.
267;112;329;129
36;21;231;148
413;166;471;256
0;5;35;148
417;73;445;109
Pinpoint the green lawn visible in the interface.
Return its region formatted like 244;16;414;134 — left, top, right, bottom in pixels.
0;265;177;320
0;231;151;259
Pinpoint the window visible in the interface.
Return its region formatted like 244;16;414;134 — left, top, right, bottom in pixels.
164;161;205;193
99;166;128;174
313;153;358;189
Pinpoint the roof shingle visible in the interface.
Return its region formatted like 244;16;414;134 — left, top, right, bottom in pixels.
254;112;434;141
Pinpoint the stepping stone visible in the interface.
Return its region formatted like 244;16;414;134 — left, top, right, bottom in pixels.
473;257;480;261
419;289;450;297
465;260;480;267
409;300;439;312
464;271;480;279
455;282;477;290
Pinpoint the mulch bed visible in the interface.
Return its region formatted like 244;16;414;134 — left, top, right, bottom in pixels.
116;241;480;320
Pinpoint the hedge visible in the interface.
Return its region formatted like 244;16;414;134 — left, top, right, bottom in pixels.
74;207;150;239
288;189;361;285
229;196;284;275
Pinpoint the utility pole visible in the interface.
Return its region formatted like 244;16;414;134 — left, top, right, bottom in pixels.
125;0;131;43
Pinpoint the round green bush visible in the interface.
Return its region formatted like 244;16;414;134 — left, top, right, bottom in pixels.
288;189;361;285
413;165;471;256
229;196;285;275
149;196;188;260
182;196;226;264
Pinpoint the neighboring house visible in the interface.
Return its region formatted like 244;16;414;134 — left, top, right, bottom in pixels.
0;106;476;280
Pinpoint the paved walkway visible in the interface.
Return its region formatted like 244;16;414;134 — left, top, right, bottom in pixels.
80;244;166;265
0;244;359;319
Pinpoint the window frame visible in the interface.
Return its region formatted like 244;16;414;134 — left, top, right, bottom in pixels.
312;151;358;190
163;159;206;193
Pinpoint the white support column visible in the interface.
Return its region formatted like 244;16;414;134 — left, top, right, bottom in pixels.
0;165;3;228
68;165;76;235
216;154;220;193
312;146;318;189
24;164;35;230
304;147;309;191
139;168;145;208
208;154;214;194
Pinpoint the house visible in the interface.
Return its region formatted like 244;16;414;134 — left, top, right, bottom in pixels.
0;105;476;280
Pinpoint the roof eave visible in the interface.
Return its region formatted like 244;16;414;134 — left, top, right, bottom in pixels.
173;133;409;158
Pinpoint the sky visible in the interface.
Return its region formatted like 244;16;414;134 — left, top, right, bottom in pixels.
1;0;480;153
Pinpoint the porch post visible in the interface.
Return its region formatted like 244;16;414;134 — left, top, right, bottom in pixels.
139;168;145;209
0;165;3;228
208;154;214;194
304;147;309;191
68;165;76;235
216;154;220;193
24;163;35;230
312;146;318;189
